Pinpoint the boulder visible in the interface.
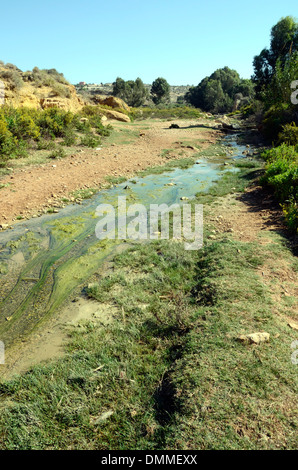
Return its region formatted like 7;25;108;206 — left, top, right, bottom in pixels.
104;109;130;122
92;94;130;112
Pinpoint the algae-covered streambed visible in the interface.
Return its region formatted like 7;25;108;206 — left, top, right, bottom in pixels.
0;135;249;348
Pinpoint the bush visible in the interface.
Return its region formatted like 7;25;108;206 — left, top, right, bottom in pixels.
80;133;101;148
0;117;17;165
37;108;75;138
261;104;296;142
0;105;112;164
62;129;77;146
49;146;66;159
129;106;202;121
261;144;298;232
36;138;56;150
4;107;40;140
277;122;298;146
0;70;24;90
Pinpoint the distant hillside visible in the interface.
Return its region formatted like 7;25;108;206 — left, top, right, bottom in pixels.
75;82;191;104
0;62;85;111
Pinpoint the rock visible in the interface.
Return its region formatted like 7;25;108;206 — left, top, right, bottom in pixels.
88;282;99;290
92;94;130;111
288;321;298;331
103;109;130;122
0;224;9;230
91;410;113;425
222;122;241;131
238;332;270;344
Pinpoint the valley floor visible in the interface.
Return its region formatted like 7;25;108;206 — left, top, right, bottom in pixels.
0;117;297;450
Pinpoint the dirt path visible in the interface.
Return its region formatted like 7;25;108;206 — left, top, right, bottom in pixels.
0;119;219;227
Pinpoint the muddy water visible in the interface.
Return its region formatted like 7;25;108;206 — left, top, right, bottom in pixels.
0;135;249;348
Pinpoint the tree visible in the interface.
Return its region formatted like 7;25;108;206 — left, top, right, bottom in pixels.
150;77;170;105
252;16;298;92
112;77;148;107
184;67;253;113
263;51;298;108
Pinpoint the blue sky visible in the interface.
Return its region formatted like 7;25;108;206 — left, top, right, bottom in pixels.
0;0;297;85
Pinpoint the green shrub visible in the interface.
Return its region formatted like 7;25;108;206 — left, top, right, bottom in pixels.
80;133;101;148
36;138;56;150
129;106;202;121
261;104;296;142
0;116;18;157
62;129;77;146
277;122;298;146
74;119;91;133
0;70;24;90
261;144;298;232
37;108;75;138
0;105;112;164
4;107;40;141
282;199;298;232
49;146;66;159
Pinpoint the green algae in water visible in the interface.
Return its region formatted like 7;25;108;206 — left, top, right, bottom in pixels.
0;261;8;275
0;134;249;345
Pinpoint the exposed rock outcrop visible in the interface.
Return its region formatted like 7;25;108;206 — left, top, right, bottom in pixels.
92;94;130;112
0;63;85;112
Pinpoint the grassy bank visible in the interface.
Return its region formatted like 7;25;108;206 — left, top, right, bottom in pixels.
0;161;297;450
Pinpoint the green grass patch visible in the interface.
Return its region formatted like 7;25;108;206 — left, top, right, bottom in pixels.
0;231;297;449
105;175;128;186
129;106;203;121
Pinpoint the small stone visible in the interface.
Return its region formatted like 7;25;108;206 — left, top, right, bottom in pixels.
288;321;298;331
88;282;99;289
91;410;113;425
238;332;270;344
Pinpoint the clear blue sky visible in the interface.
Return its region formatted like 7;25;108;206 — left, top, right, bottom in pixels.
0;0;297;85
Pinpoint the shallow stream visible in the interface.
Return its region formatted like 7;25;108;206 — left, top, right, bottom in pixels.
0;134;250;346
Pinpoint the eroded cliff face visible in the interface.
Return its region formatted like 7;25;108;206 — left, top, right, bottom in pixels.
0;64;85;112
0;63;131;121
